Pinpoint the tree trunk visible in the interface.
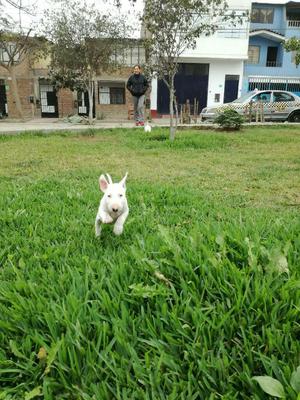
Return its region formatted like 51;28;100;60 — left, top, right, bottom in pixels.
88;80;94;125
9;66;24;119
174;94;178;130
169;80;176;141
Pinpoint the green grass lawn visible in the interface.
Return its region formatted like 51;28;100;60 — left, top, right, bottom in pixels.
0;126;299;399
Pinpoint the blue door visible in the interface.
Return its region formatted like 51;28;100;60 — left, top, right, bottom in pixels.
224;75;239;103
0;81;7;116
157;63;209;114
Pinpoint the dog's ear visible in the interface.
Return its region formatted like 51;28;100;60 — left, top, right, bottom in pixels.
99;174;109;193
119;172;128;189
106;173;113;184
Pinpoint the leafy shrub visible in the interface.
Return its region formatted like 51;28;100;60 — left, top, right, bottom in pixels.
215;108;244;130
253;365;300;398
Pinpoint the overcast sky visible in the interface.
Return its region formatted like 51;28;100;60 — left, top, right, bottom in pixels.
4;0;144;36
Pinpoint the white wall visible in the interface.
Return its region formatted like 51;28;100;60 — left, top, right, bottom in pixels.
150;76;157;111
206;60;244;107
182;37;249;60
182;0;251;60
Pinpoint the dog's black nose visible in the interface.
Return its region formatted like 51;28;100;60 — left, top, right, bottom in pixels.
112;208;118;212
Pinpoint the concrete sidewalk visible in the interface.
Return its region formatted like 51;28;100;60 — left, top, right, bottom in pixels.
0;117;297;135
0;118;174;134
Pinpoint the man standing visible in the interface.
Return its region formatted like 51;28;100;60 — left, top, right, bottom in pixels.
126;65;149;126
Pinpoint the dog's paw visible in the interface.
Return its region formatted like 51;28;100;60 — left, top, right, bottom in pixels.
102;215;113;224
95;230;101;237
113;224;123;236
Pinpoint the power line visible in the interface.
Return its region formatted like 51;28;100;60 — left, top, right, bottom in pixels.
3;0;36;15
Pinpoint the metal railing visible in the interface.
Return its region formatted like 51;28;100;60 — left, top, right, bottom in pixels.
248;78;300;92
288;20;300;27
246;61;283;68
266;61;282;67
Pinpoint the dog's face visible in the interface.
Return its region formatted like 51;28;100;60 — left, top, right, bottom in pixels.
99;173;127;216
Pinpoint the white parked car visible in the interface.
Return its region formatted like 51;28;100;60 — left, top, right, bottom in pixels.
200;90;300;122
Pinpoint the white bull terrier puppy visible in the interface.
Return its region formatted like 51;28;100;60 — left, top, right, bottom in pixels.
95;173;129;237
144;121;152;133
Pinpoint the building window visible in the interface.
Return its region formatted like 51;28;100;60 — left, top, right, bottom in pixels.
110;87;125;104
112;45;146;66
248;46;260;64
251;7;274;24
99;81;125;105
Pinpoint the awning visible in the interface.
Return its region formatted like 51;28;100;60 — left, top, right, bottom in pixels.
249;29;286;42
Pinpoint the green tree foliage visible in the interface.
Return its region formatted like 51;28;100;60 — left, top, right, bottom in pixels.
284;37;300;66
43;0;130;124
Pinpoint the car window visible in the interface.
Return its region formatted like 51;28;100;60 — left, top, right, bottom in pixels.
232;91;256;103
273;92;295;102
251;92;271;102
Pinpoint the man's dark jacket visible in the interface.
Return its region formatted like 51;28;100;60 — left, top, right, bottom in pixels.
126;73;149;97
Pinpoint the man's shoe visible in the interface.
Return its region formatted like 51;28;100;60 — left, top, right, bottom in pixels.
139;121;144;126
135;122;139;126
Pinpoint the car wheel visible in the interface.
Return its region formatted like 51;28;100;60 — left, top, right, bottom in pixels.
288;111;300;122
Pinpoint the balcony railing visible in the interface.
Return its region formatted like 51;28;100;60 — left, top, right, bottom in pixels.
288;20;300;27
266;61;282;67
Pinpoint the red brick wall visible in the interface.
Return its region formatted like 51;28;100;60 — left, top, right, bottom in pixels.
57;88;75;117
6;78;34;119
95;67;151;120
0;58;34;118
96;104;129;120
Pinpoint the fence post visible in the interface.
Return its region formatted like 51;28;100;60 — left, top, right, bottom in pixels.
260;102;264;123
249;100;253;123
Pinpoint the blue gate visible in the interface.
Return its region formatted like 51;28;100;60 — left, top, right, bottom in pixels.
157;63;209;114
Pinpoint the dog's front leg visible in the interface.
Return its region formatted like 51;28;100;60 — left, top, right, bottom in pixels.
95;211;113;237
95;216;102;237
99;211;113;224
113;210;129;236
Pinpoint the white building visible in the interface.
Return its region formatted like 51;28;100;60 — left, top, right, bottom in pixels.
149;0;252;116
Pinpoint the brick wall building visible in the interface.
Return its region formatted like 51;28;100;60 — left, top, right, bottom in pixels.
0;57;33;118
0;41;147;120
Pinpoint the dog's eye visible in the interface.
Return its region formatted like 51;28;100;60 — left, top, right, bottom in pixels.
119;194;123;197
107;194;112;198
